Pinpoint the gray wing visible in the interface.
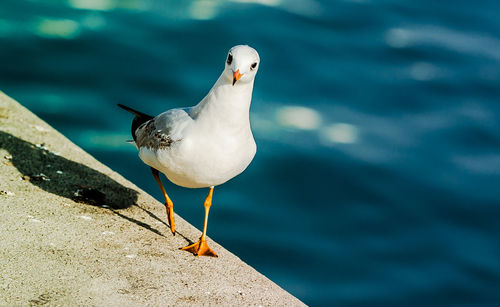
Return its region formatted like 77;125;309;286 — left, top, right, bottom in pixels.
135;108;193;150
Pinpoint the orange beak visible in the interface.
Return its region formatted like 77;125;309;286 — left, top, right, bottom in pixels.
232;69;242;86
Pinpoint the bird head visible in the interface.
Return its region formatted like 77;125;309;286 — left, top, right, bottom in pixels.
224;45;260;86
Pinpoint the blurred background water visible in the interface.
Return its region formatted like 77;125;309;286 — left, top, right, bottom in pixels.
2;0;500;305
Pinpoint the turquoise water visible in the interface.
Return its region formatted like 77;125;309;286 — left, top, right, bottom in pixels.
2;0;500;305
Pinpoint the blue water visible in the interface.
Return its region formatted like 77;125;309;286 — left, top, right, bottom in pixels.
2;0;500;305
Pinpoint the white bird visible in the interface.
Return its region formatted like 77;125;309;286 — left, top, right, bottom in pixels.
118;45;260;257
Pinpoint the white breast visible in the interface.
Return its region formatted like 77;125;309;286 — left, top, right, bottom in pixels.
140;127;256;188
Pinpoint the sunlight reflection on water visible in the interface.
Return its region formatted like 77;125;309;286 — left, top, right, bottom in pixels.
2;0;500;305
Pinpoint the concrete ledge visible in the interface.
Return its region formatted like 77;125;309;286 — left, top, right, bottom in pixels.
0;92;304;306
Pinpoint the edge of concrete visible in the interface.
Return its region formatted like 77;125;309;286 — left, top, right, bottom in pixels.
0;92;305;306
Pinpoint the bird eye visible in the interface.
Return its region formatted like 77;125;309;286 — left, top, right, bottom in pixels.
250;62;257;70
227;54;233;65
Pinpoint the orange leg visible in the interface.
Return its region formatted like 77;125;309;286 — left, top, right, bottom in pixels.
151;167;175;235
181;187;218;257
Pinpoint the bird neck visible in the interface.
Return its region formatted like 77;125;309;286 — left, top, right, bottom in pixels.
192;75;254;129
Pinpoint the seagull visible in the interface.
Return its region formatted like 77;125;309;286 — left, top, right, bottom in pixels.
118;45;260;257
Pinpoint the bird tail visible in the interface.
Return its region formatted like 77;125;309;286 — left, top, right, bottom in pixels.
117;104;154;142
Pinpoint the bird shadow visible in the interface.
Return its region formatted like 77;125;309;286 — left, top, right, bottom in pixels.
0;131;172;238
133;204;194;245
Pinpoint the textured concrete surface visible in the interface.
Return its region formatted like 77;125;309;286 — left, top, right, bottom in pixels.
0;92;305;306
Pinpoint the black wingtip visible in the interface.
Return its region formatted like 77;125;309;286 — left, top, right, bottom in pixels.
117;103;135;113
117;103;131;113
117;104;154;120
117;104;154;143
